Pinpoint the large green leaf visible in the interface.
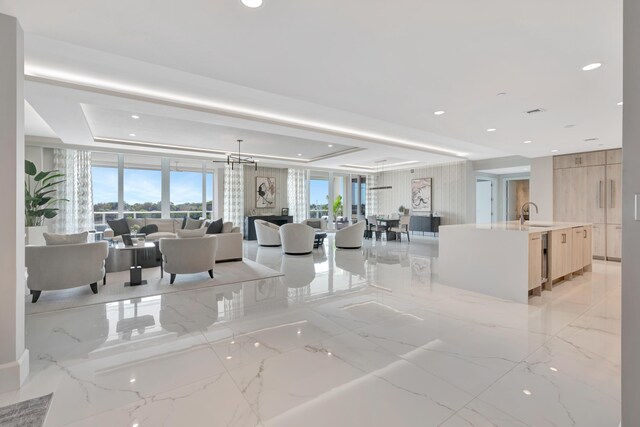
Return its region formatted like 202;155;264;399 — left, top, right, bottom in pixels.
41;173;64;183
25;160;37;176
43;210;59;219
35;180;65;194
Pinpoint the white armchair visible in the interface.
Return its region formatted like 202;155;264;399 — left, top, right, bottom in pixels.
255;220;282;247
25;241;109;303
159;236;218;284
280;223;315;255
335;221;366;249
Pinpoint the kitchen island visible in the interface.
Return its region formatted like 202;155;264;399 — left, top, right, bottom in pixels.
439;222;592;303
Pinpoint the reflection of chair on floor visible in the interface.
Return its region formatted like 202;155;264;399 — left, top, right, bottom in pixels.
255;246;285;269
280;254;316;288
335;249;367;277
159;291;221;335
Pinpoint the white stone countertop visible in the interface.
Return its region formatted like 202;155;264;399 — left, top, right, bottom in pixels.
440;221;593;234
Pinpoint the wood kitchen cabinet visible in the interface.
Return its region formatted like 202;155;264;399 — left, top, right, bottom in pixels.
583;225;593;266
572;227;585;272
553;149;622;261
528;233;543;292
607;224;622;260
549;228;572;281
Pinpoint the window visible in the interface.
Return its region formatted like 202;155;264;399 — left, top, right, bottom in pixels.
310;176;329;219
351;176;366;219
92;152;119;224
123;155;162;219
170;159;207;219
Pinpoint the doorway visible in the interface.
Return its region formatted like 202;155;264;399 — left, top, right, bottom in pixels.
505;178;530;221
476;179;493;224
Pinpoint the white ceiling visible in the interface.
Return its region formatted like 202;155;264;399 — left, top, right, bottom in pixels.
1;0;622;167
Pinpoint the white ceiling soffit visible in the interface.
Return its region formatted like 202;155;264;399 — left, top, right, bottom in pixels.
4;0;621;160
24;100;56;138
478;166;531;176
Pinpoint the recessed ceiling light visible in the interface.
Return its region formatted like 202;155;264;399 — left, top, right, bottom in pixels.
582;62;602;71
328;144;333;147
129;378;136;383
618;101;624;106
254;342;260;347
523;389;532;396
129;133;136;137
486;128;497;132
496;92;507;96
297;153;302;157
551;149;559;153
241;0;263;7
327;352;332;356
297;330;301;335
550;367;558;372
131;115;139;119
226;355;232;360
433;110;445;116
523;140;533;144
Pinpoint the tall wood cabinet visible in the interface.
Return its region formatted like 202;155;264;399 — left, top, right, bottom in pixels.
553;149;622;260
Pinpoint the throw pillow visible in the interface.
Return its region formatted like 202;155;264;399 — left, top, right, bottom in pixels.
206;218;224;234
107;218;130;236
43;231;89;246
139;224;159;235
307;220;321;229
184;218;204;230
176;228;207;238
221;221;233;234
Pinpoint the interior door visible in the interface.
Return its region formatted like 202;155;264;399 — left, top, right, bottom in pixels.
476;180;493;224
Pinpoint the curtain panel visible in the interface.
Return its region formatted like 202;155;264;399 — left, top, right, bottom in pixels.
365;173;379;217
287;169;310;223
224;164;245;234
52;149;94;234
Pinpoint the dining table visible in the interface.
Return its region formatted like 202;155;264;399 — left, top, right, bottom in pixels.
375;217;401;240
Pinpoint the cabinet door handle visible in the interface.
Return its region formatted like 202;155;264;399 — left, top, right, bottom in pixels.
583;229;587;238
598;181;603;209
562;233;566;243
610;180;614;208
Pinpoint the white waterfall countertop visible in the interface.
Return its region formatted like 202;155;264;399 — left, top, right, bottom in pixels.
442;221;592;233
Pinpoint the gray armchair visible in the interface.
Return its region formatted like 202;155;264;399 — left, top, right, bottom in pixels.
26;241;109;303
159;236;218;284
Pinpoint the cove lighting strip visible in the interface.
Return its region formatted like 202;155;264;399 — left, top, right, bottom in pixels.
25;66;468;158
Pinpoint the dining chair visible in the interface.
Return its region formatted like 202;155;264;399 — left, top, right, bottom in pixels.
390;215;411;242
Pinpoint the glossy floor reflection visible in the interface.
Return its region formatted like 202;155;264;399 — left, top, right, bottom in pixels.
3;235;620;426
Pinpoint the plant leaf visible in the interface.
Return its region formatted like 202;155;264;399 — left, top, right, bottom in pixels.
43;210;58;219
34;171;51;181
25;160;37;176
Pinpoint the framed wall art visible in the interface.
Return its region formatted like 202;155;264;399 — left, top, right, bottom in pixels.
256;176;276;208
411;178;432;212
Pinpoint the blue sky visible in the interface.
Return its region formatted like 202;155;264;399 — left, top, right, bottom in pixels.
309;179;328;205
92;167;212;204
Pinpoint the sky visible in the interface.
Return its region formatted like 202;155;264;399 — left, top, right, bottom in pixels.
92;167;213;205
309;179;329;206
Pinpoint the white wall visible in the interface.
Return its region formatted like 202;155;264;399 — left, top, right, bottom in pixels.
377;161;472;225
622;0;640;424
530;156;554;222
0;13;28;392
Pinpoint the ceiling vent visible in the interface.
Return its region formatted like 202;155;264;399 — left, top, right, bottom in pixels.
584;137;600;142
525;108;546;115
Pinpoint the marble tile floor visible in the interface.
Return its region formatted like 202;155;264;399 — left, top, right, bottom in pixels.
1;234;620;426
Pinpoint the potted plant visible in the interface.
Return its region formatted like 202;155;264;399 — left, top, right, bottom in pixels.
398;205;406;214
24;160;66;245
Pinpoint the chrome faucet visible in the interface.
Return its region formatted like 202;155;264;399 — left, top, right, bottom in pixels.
520;202;539;225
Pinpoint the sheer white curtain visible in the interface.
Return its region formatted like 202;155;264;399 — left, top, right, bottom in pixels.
365;174;379;217
52;149;94;233
287;169;310;223
224;164;245;234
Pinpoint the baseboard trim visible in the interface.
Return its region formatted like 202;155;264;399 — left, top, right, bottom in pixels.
0;349;29;393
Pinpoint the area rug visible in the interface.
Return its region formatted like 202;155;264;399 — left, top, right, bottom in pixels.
26;259;283;315
0;393;52;427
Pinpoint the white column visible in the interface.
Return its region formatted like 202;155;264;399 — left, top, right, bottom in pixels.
161;158;170;218
0;13;29;393
117;154;124;217
213;164;224;220
201;161;207;218
622;1;640;425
